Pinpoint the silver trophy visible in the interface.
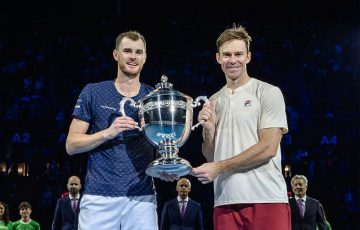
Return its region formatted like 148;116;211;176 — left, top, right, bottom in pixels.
119;75;208;178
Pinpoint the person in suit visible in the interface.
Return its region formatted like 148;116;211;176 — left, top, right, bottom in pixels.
289;174;327;230
160;178;204;230
52;175;82;230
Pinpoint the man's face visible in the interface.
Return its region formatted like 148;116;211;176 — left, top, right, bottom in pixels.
176;179;191;199
67;176;81;196
113;37;146;77
216;39;251;81
291;178;308;198
0;204;5;216
19;207;31;219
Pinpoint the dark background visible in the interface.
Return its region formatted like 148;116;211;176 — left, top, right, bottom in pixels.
0;0;359;229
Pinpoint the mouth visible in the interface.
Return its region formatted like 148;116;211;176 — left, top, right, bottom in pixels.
127;62;138;67
226;66;240;72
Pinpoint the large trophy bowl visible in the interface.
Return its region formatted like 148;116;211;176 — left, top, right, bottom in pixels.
119;75;208;178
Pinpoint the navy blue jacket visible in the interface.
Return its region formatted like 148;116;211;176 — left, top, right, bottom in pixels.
160;198;204;230
289;197;327;230
52;195;81;230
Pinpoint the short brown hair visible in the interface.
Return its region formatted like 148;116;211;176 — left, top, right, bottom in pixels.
216;24;252;53
115;30;146;51
19;201;32;210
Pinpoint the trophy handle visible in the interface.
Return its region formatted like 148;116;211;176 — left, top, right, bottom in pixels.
191;96;210;130
119;97;142;131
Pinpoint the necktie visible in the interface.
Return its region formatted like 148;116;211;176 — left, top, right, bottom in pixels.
297;198;304;217
180;200;186;217
71;198;77;213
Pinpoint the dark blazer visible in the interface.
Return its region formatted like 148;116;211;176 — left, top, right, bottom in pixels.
160;198;204;230
289;196;327;230
52;194;81;230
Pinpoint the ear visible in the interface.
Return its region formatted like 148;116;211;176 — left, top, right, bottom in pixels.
143;52;147;64
113;49;118;61
246;51;251;64
216;53;221;64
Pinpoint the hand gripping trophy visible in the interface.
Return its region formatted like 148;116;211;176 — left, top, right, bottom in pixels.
120;75;208;178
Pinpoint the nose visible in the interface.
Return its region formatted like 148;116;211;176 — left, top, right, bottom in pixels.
129;51;137;59
229;54;237;63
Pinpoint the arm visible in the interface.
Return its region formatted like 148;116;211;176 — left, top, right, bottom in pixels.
317;203;328;230
66;116;138;155
201;128;216;162
160;203;169;230
198;101;216;162
51;199;62;230
218;127;282;171
197;204;204;230
192;127;283;184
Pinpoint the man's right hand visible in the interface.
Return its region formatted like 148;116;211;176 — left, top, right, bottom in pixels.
198;101;216;130
103;116;139;140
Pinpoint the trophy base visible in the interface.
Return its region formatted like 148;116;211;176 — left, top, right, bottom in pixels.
146;157;192;178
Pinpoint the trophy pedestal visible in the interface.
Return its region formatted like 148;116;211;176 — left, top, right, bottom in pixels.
145;156;192;178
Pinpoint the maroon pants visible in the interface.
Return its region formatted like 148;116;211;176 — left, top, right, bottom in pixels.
214;203;291;230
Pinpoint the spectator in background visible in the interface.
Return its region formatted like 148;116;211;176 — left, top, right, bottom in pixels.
160;178;204;230
52;175;82;230
11;201;40;230
289;174;327;230
192;24;290;229
0;201;12;230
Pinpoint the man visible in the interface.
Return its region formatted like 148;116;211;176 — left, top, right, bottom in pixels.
11;201;40;230
52;175;82;230
191;25;290;229
160;178;204;230
289;175;327;230
66;31;159;230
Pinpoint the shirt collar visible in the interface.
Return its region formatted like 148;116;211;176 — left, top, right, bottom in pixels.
69;194;80;200
177;196;189;202
295;195;307;202
223;78;253;94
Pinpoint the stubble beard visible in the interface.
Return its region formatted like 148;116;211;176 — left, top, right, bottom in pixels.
119;63;142;78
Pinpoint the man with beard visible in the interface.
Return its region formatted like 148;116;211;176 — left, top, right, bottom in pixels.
289;175;327;230
52;175;82;230
66;31;170;230
12;202;40;230
160;178;204;230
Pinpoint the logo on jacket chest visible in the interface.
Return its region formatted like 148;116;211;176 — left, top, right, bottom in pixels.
101;105;117;111
244;100;252;107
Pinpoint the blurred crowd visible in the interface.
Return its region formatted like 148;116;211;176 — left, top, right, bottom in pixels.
0;21;358;229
